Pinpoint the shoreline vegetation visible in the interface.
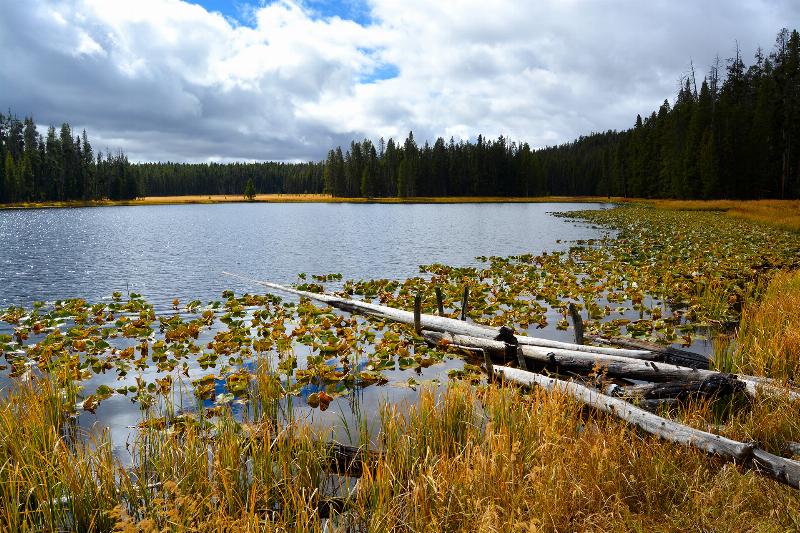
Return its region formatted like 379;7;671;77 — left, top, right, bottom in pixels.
2;204;800;529
3;195;800;231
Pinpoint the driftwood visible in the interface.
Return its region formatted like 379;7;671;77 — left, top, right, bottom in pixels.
423;330;800;401
605;374;745;401
223;274;653;358
586;334;711;369
494;365;800;489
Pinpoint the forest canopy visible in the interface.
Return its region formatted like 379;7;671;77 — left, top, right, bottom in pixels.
1;27;798;203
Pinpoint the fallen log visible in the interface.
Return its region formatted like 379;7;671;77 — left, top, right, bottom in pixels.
605;374;744;401
223;273;653;358
424;330;800;401
493;365;800;489
586;334;711;369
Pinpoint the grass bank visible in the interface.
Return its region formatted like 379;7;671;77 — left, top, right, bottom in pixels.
0;194;621;209
633;199;800;232
4;195;800;234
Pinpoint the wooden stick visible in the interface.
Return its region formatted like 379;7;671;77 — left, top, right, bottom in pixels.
568;303;584;345
460;286;469;321
516;345;527;370
435;287;444;316
413;293;422;334
482;349;494;382
494;365;800;489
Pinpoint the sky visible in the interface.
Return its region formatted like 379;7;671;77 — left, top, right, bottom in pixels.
1;0;799;163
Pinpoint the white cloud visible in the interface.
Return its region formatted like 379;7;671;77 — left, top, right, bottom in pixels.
0;0;798;161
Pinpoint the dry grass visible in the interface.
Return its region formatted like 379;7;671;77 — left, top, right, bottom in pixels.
2;370;800;531
725;270;800;381
0;194;624;209
639;199;800;232
3;271;800;530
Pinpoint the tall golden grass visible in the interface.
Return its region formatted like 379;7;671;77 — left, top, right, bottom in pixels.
642;199;800;232
2;376;800;530
726;270;800;381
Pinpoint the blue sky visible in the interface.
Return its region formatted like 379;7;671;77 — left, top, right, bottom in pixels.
193;0;373;25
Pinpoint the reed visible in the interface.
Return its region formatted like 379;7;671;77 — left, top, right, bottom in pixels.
727;270;800;382
2;376;800;531
642;199;800;232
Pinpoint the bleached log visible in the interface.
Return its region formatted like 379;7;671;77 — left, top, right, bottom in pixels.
226;275;800;401
224;273;653;358
424;330;800;401
494;365;800;489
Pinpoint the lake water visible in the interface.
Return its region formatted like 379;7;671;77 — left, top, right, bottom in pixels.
0;202;610;309
1;202;613;456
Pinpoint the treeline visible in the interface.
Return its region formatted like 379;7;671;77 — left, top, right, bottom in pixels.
0;117;323;203
0;116;135;202
4;28;798;202
323;134;545;197
539;28;800;199
133;162;323;197
326;28;800;199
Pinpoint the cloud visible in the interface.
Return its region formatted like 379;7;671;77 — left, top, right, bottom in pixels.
1;0;798;162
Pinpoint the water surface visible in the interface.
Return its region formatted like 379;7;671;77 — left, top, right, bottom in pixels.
1;202;609;309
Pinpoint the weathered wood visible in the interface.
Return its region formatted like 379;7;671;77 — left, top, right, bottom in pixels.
425;330;713;382
482;349;494;382
568;303;584;345
324;442;380;478
435;287;445;316
610;374;745;401
751;449;800;489
224;274;655;358
495;366;753;459
586;334;711;369
516;345;527;370
423;330;800;401
494;365;800;489
413;294;422;334
226;275;800;401
460;286;469;321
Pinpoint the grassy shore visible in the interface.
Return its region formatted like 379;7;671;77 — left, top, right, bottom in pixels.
634;199;800;232
0;193;621;209
4;195;800;232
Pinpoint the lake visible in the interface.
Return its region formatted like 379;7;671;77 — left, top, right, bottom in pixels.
1;202;613;457
0;202;610;309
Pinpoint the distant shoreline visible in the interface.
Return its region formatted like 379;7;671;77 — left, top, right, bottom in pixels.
2;196;799;232
0;194;621;209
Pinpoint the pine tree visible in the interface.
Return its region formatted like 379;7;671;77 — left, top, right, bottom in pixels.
243;178;256;200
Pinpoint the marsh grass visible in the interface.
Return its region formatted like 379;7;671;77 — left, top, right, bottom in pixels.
641;199;800;232
3;375;800;531
726;270;800;382
3;206;800;530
